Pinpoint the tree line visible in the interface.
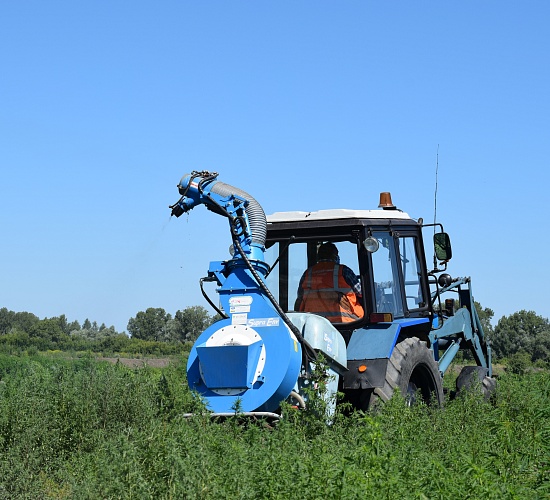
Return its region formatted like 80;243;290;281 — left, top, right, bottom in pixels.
465;303;550;368
0;305;218;355
0;303;549;365
126;306;219;343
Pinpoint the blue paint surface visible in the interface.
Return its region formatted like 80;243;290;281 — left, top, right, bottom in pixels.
347;318;429;360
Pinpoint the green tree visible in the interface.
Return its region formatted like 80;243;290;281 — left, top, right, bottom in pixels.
173;306;217;343
492;310;550;362
162;318;181;342
0;309;40;335
14;311;40;333
475;301;494;338
50;314;78;335
0;307;16;334
507;351;531;374
57;314;69;334
71;324;119;341
67;319;81;332
532;330;550;363
29;318;67;344
127;308;172;341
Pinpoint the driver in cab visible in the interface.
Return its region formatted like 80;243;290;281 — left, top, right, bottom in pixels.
294;242;364;323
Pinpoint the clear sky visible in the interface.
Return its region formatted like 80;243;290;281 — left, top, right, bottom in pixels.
1;1;549;333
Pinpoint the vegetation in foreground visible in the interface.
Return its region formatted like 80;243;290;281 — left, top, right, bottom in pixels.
0;353;548;499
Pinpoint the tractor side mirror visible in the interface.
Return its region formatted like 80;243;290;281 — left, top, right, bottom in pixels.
434;232;452;262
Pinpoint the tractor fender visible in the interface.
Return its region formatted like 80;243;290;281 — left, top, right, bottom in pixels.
343;318;431;390
347;318;430;360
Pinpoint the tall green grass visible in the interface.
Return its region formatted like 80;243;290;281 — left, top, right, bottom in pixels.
0;353;548;499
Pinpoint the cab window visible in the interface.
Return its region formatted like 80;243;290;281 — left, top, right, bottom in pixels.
265;240;363;324
398;236;426;310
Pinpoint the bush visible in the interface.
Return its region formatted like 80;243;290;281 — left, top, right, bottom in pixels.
506;351;531;375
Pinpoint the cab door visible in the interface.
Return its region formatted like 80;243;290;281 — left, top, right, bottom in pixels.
369;230;428;319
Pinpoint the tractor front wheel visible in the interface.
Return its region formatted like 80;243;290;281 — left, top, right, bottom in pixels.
454;366;496;402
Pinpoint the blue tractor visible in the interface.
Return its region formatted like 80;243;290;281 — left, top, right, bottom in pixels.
170;171;494;418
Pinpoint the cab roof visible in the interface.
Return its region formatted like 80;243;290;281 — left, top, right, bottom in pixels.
267;208;413;223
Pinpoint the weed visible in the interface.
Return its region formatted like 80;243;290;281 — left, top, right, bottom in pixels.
0;352;547;498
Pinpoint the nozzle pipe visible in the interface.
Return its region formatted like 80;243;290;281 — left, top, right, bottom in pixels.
172;171;267;263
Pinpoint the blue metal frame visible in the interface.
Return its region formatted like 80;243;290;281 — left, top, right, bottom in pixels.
346;277;492;380
429;277;492;377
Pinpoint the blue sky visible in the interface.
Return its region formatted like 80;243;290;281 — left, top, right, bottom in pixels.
1;1;549;332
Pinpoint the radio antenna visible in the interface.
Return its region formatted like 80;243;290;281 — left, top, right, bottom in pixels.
433;144;439;235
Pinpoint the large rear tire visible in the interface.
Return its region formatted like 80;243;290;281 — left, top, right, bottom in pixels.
374;337;444;407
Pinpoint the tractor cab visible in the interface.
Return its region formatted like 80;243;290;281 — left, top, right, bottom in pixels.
265;200;435;342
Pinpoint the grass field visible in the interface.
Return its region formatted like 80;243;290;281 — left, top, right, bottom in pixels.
0;353;548;499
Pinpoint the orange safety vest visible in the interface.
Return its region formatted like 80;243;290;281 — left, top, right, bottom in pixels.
298;262;364;323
